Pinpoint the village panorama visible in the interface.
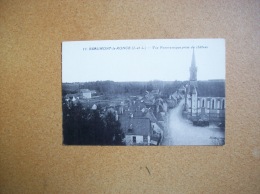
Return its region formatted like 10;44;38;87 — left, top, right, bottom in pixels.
62;50;225;146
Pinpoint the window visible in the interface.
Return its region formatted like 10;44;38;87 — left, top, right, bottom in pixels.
133;136;136;143
202;99;205;108
212;99;215;109
217;100;220;109
222;99;225;109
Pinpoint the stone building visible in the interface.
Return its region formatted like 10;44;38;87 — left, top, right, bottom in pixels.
184;49;225;123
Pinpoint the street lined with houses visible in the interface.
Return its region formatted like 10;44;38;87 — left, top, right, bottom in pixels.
162;99;224;145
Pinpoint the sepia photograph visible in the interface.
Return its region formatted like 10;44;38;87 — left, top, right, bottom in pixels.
62;39;225;146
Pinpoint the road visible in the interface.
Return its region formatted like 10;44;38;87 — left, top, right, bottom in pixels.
162;99;225;145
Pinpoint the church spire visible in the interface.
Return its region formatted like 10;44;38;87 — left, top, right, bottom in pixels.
191;48;196;68
189;48;197;81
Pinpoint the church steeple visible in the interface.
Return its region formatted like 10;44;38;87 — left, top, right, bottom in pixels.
189;48;197;82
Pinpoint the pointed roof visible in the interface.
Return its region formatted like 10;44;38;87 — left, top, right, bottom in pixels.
191;48;196;67
190;48;197;81
91;104;97;110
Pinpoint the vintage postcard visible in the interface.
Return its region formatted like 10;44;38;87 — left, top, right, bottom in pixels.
62;39;225;146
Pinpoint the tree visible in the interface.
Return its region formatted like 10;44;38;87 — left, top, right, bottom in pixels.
62;99;74;145
63;100;116;145
88;110;105;145
104;112;125;145
62;99;84;145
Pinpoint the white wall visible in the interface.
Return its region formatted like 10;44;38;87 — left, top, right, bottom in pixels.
125;135;145;145
83;92;91;99
192;93;197;116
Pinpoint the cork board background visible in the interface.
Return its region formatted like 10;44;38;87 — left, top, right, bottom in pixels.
0;0;259;193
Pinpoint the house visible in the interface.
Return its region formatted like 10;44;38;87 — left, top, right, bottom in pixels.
65;94;77;101
144;91;156;102
129;100;146;112
116;102;125;115
150;133;162;145
150;122;163;145
158;111;166;119
80;89;92;99
119;116;151;146
144;110;164;144
178;85;186;95
184;49;225;123
91;104;97;110
150;89;161;97
166;99;175;109
64;94;79;107
170;91;182;105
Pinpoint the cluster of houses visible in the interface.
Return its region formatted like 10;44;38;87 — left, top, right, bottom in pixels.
63;87;184;146
65;89;96;102
115;89;184;145
63;89;97;107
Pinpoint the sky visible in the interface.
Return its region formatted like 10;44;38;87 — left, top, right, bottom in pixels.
62;39;225;83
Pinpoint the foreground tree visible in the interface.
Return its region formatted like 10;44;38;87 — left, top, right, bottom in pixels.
104;112;125;145
63;99;86;145
63;99;125;145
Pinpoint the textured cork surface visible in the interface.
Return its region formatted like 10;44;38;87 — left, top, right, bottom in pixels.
0;0;259;193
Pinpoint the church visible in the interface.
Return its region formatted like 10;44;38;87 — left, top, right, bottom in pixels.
184;49;225;124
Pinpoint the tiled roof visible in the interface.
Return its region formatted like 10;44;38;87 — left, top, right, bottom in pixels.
197;80;225;97
129;101;146;112
144;111;157;123
133;111;145;118
119;117;151;136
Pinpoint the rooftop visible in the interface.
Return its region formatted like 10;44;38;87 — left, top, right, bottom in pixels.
80;89;91;92
119;117;151;136
197;80;225;97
